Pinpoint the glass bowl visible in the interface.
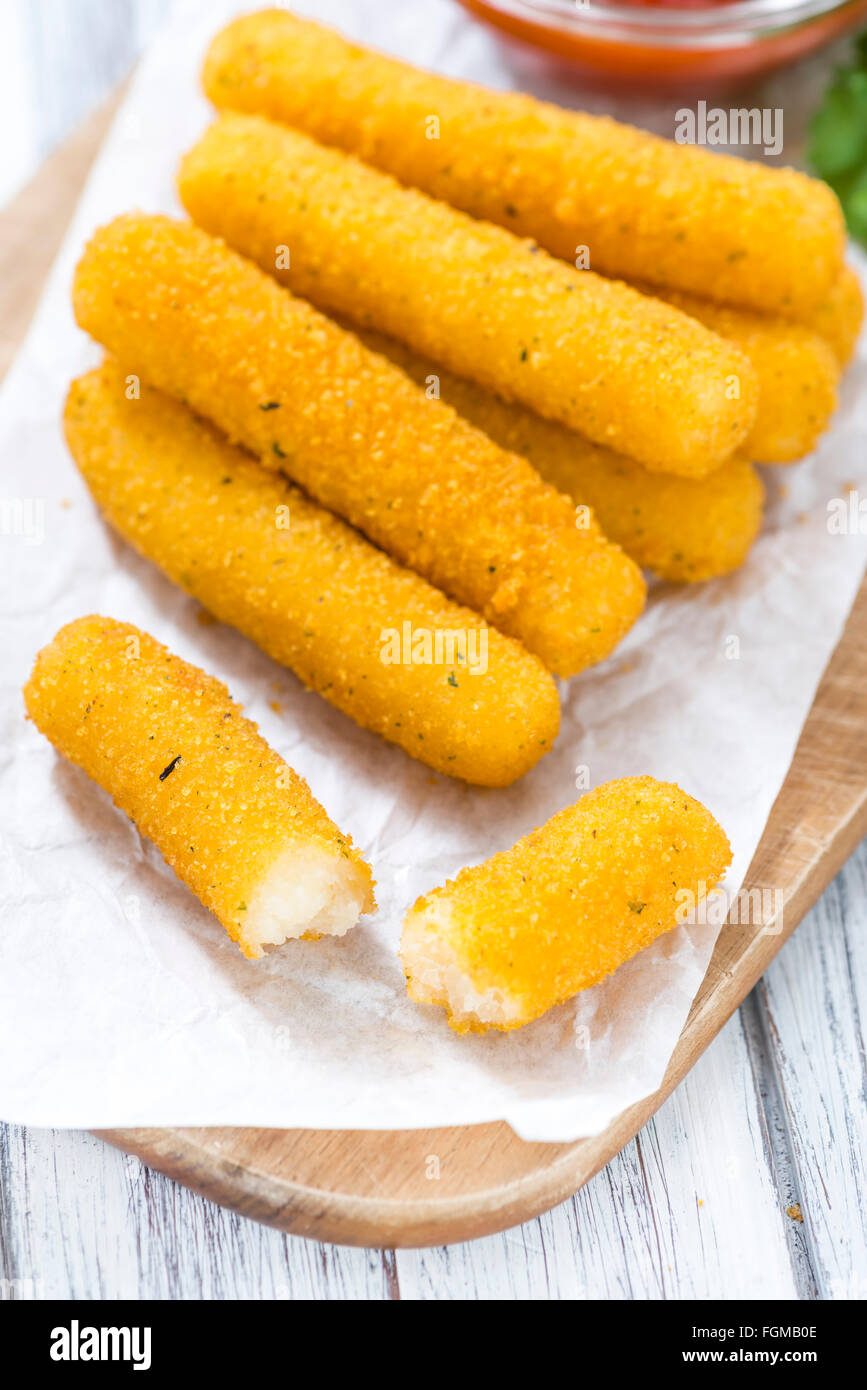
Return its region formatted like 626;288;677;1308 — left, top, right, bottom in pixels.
457;0;867;83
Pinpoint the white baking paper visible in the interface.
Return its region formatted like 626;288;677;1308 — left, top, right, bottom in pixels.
0;0;865;1141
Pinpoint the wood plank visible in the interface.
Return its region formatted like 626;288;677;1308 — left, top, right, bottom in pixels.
0;1123;394;1299
2;90;865;1250
750;864;867;1299
394;1013;801;1298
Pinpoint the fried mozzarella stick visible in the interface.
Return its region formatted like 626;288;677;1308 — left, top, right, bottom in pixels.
401;778;731;1033
354;324;765;583
65;363;560;788
73;216;645;676
202;9;845;317
799;265;865;367
631;284;840;463
178;115;757;476
24;616;376;958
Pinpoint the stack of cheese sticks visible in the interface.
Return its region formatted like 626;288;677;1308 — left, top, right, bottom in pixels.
26;9;861;1034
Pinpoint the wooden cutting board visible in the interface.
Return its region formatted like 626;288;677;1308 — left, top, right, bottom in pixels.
3;92;865;1249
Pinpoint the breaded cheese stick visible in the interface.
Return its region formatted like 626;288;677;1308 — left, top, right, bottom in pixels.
23;616;376;959
65;363;560;788
202;9;845;317
400;777;731;1033
630;283;839;463
354;324;765;583
177;115;757;476
798;264;865;367
73;215;645;676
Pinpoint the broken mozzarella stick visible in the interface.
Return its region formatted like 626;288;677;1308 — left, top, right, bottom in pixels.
72;215;645;677
202;8;845;317
64;362;561;788
177;115;757;476
353;324;765;584
23;616;376;959
400;777;732;1033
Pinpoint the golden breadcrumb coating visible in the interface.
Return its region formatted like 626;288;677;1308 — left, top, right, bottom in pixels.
353;324;765;584
400;777;732;1033
797;264;865;367
178;115;757;476
23;615;376;958
64;363;561;787
202;9;844;317
73;214;645;676
631;284;839;464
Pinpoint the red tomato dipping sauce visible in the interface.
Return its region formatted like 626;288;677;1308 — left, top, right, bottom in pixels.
458;0;867;83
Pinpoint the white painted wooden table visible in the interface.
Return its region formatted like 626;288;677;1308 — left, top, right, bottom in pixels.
1;0;865;1300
